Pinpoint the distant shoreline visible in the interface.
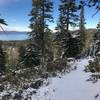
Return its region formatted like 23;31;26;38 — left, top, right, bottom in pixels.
0;31;28;40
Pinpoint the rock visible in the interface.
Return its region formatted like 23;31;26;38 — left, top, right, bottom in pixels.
22;84;29;90
24;96;31;100
13;93;22;100
41;73;48;79
94;94;99;98
72;66;77;70
18;90;23;94
32;90;37;94
24;98;28;100
30;80;43;89
90;69;95;73
30;83;35;89
86;78;92;82
30;90;37;95
52;72;57;77
2;93;12;100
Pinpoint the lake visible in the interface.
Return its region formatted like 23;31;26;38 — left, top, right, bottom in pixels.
0;32;28;40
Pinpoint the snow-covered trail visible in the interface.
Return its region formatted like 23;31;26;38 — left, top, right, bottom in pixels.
32;58;100;100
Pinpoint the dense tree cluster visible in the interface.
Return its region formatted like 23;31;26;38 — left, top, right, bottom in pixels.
19;0;99;69
56;0;79;58
93;21;100;55
22;0;54;68
0;43;6;73
0;0;99;73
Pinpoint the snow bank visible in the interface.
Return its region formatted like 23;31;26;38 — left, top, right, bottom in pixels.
1;58;100;100
31;58;100;100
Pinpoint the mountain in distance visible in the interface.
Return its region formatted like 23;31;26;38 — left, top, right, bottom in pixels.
0;28;97;41
0;31;28;34
0;28;97;34
0;31;28;40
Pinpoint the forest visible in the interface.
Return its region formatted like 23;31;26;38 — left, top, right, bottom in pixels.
0;0;100;100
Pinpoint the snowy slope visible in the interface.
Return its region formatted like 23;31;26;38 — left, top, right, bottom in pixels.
31;58;100;100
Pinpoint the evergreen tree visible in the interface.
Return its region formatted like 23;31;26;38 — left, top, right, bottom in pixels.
43;29;54;62
96;21;100;36
23;42;40;68
0;17;7;73
56;0;79;58
57;0;79;33
28;0;53;68
18;45;26;67
78;0;100;16
88;0;100;10
63;32;80;58
93;21;100;54
93;22;100;42
79;1;86;53
0;18;7;31
0;42;6;73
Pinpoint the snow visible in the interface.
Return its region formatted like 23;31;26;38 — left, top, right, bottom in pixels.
0;58;100;100
72;34;80;38
31;58;100;100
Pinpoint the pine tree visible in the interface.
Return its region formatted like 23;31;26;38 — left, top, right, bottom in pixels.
0;18;7;31
18;45;26;67
93;21;100;55
28;0;53;68
78;0;100;16
63;33;80;58
56;0;79;58
57;0;79;33
88;0;100;10
79;1;86;53
93;22;100;42
23;42;40;68
0;17;7;73
95;21;100;40
0;42;6;73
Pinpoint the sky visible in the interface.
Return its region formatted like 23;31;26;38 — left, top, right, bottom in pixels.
0;0;99;32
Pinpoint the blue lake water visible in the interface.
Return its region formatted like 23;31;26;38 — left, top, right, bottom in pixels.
0;32;28;40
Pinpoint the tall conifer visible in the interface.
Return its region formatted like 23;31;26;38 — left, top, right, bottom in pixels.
27;0;53;67
56;0;79;58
